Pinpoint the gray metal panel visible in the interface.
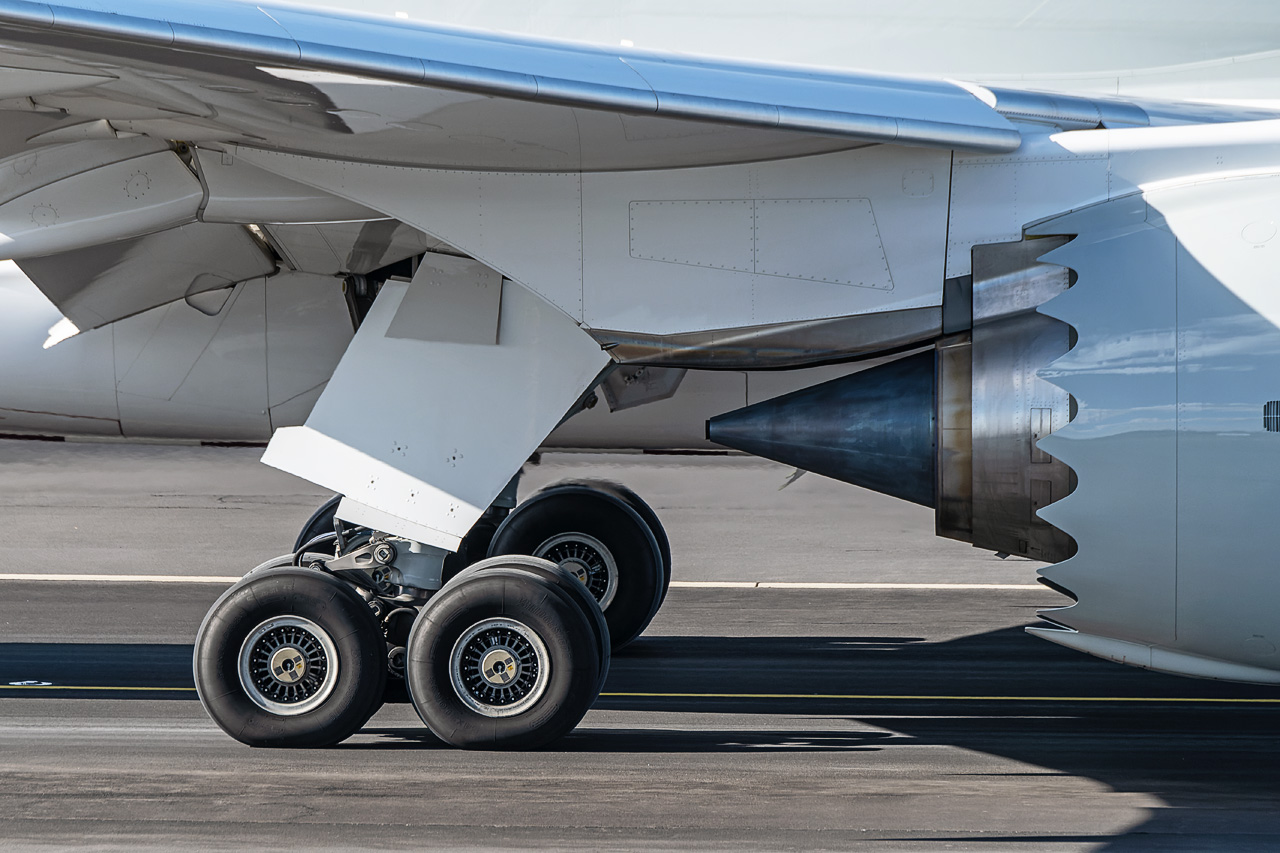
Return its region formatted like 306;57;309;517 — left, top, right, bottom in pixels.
935;335;972;542
592;306;941;369
18;220;275;329
968;238;1074;563
385;255;501;346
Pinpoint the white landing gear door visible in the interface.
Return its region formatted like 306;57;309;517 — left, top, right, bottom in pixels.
262;255;611;551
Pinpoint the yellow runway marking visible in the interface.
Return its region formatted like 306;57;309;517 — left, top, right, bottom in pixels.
2;685;1275;703
599;692;1280;704
2;685;196;692
0;575;1045;590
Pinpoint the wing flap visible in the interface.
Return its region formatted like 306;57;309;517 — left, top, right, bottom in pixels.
19;220;275;331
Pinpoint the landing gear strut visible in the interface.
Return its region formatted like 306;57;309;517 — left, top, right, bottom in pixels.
292;479;672;649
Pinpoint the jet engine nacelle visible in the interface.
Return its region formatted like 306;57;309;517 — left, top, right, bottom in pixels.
709;236;1076;564
716;179;1280;685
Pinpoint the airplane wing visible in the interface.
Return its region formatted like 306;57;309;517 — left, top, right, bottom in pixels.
0;0;1020;163
0;0;1025;331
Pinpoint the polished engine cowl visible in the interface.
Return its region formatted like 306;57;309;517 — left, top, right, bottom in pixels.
709;237;1077;563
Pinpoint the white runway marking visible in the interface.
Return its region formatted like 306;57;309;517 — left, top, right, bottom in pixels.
0;573;1043;590
671;581;1043;590
0;574;241;583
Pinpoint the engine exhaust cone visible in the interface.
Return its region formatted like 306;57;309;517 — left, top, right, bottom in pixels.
707;351;936;506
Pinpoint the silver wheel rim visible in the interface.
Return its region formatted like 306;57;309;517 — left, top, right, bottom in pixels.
449;618;550;718
533;532;619;610
238;616;339;716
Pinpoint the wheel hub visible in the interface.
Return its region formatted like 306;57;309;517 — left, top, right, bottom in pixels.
450;618;550;718
480;647;520;685
238;616;339;716
268;646;308;683
533;532;619;610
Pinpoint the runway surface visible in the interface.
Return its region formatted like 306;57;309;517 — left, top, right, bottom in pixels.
2;439;1279;851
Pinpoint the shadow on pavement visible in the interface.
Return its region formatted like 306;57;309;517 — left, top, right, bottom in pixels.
4;628;1280;848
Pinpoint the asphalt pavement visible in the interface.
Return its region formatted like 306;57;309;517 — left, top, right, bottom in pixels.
1;439;1278;851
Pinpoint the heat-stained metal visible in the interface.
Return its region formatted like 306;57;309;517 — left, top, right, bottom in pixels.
707;350;936;506
965;238;1075;563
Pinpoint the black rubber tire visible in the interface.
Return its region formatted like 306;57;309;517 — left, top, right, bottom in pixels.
294;495;342;553
193;567;387;748
489;489;663;649
244;551;332;577
538;479;672;605
405;569;601;749
445;555;611;694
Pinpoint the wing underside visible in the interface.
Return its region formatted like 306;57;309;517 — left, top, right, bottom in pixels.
0;0;1022;167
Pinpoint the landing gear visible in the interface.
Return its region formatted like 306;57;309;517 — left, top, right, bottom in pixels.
193;567;387;747
204;475;670;748
448;555;611;693
292;478;673;650
293;493;509;576
294;494;342;553
535;480;673;607
489;482;668;649
197;541;611;749
405;558;604;749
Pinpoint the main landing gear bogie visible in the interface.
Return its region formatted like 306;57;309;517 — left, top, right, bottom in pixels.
193;551;611;749
290;479;671;650
195;478;671;749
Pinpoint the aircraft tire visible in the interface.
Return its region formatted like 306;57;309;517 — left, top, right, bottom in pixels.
443;555;611;694
488;487;664;649
535;479;672;606
405;568;601;749
193;566;387;748
294;494;342;553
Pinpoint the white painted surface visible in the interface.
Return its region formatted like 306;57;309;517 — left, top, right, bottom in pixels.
0;261;119;435
198;153;383;224
115;280;271;440
582;147;948;333
19;221;275;330
385;255;501;345
263;273;610;547
263;271;352;414
0;139;171;207
1028;627;1280;684
1034;196;1180;649
240;144;950;335
0;151;201;261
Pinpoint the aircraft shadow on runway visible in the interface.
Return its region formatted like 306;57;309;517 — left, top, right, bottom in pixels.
4;628;1279;849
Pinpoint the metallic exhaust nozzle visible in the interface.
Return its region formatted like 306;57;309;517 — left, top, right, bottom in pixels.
707;351;936;506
